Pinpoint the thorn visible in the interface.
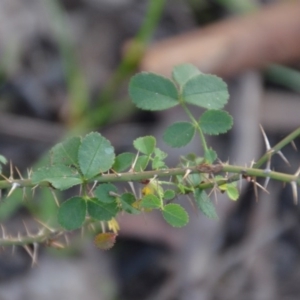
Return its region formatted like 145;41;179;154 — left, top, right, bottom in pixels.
31;185;38;198
252;180;270;194
15;167;23;180
259;124;272;150
34;219;55;233
277;151;290;166
7;182;20;197
294;166;300;177
88;181;98;195
291;140;298;151
23;243;39;267
89;223;96;232
64;234;70;247
252;178;259;202
9;160;14;180
290;181;298;204
101;221;105;233
239;174;243;191
22;220;31;237
22;187;28;202
1;225;7;239
128;181;137;198
263;168;271;189
183;169;191;180
130;152;140;172
111;169;121;177
27;168;33;178
49;189;60;207
32;243;39;266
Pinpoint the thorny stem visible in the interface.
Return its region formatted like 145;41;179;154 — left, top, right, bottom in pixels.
0;163;299;190
254;126;300;168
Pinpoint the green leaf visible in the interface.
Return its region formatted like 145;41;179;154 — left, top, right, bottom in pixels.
163;190;175;200
162;203;189;227
0;154;7;174
183;74;229;109
194;189;218;219
152;157;167;169
172;64;201;87
78;132;115;179
32;165;82;190
133;155;149;171
226;184;239;201
50;136;81;167
57;197;86;230
140;194;162;209
199;110;233;135
120;193;140;214
87;198;119;221
129;72;179;111
94;184;118;203
133;136;156;155
204;148;217;164
152;148;168;169
163;122;195;148
0;155;7;165
112;152;135;172
187;173;202;186
154;147;168;160
0;190;23;221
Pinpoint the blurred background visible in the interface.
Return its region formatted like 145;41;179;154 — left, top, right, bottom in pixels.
0;0;300;299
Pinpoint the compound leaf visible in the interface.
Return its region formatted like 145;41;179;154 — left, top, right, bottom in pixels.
172;63;201;88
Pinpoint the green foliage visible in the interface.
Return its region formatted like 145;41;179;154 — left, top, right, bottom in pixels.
162;203;189;227
32;165;82;190
194;189;218;219
140;194;162;209
163;122;195;148
94;184;118;203
129;72;179;111
78;132;115;179
2;62;298;250
133;136;156;155
112;153;135;172
0;154;7;174
50;136;81;167
199;110;233;135
172;63;201;87
58;197;86;230
87;198;119;221
182;74;229;109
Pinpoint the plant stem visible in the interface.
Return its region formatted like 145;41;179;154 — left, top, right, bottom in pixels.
181;102;209;153
254;126;300;168
1;163;299;190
